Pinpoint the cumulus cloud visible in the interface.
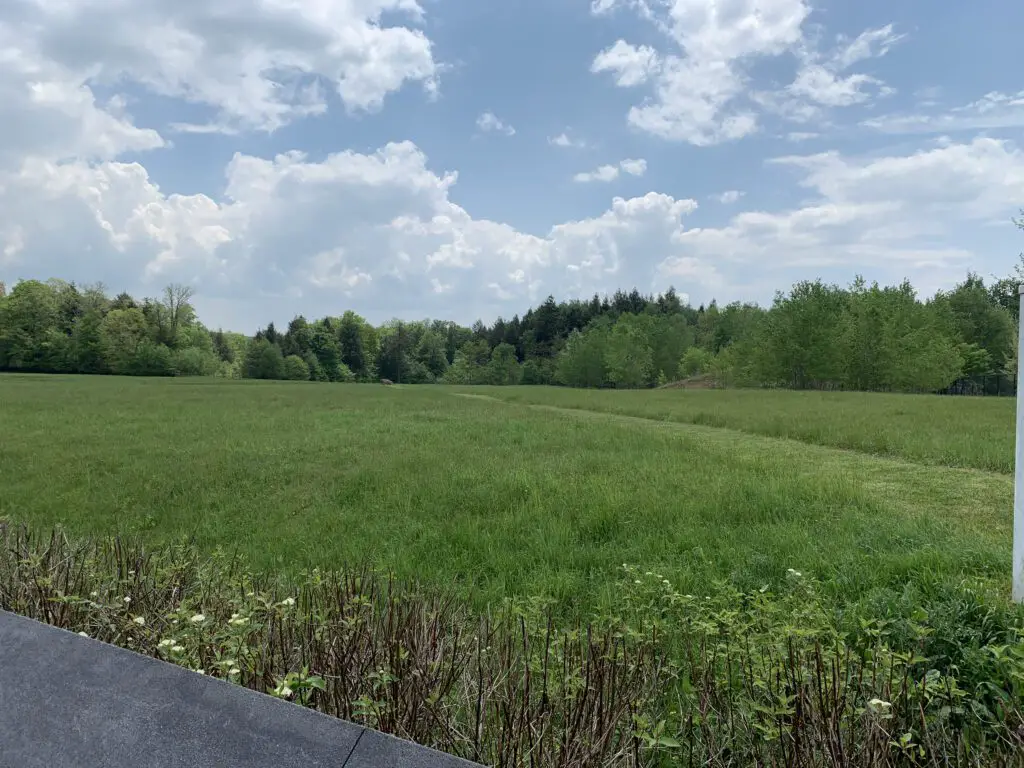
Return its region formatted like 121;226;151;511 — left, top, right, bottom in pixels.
676;137;1024;299
476;112;516;136
591;3;904;144
6;135;1021;331
0;0;438;140
591;0;811;144
574;158;647;183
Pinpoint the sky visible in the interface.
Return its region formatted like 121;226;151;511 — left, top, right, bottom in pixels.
1;0;1023;332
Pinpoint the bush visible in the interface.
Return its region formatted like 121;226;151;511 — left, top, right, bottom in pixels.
282;355;310;381
243;339;284;380
2;523;1023;767
172;347;220;377
127;341;174;376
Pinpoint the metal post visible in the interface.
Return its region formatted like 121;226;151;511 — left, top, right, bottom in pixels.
1015;284;1024;602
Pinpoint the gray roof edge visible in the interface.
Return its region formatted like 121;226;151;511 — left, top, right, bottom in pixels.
0;609;483;768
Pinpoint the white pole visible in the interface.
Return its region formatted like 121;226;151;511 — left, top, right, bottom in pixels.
1015;284;1024;602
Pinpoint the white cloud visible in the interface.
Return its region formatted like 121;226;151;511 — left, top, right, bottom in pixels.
3;137;1022;329
864;90;1024;134
786;131;819;142
712;190;744;204
592;4;906;144
591;40;661;87
784;25;902;110
574;158;647;183
0;0;438;138
832;24;905;70
476;111;516;136
676;138;1024;292
619;158;648;176
591;0;811;144
549;132;586;149
575;165;621;183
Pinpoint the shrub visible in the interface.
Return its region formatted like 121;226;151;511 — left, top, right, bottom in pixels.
282;355;310;381
2;523;1022;767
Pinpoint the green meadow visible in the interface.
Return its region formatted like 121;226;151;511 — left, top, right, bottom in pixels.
0;374;1013;611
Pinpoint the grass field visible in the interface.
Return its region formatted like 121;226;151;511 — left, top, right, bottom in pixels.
468;386;1018;473
0;374;1014;612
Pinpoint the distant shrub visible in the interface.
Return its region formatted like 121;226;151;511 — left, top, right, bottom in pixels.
282;355;310;381
172;347;220;377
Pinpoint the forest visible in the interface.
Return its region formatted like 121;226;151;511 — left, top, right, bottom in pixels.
1;255;1022;394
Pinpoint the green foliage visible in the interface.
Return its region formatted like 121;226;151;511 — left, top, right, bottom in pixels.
3;525;1023;766
243;338;285;380
679;347;710;377
488;342;521;385
556;328;608;387
605;313;653;388
0;269;1019;395
172;347;220;377
283;354;311;381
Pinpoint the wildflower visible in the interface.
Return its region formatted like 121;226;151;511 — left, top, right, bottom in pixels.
133;616;146;626
123;596;132;604
787;568;802;577
634;580;642;584
89;591;99;598
195;669;206;676
281;597;295;607
171;645;185;653
229;667;241;676
273;683;294;698
190;614;206;624
158;639;173;649
868;700;892;720
78;631;89;638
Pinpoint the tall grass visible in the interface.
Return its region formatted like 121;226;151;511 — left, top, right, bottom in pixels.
0;375;1012;612
470;387;1015;473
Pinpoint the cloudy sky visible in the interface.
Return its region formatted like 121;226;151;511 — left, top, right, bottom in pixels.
1;0;1022;332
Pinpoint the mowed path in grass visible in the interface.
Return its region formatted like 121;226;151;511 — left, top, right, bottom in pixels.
0;375;1012;611
464;386;1016;473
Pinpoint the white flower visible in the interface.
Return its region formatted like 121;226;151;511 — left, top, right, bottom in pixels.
133;616;146;626
281;597;296;607
195;669;205;675
123;596;132;604
868;698;892;711
190;614;206;624
158;639;173;648
171;645;185;653
634;580;642;584
78;631;89;637
274;684;294;698
229;667;241;676
89;591;99;598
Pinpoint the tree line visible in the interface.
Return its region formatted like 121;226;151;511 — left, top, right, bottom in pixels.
1;257;1022;394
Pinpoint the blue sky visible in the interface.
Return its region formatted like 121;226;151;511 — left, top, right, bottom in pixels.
1;0;1023;332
